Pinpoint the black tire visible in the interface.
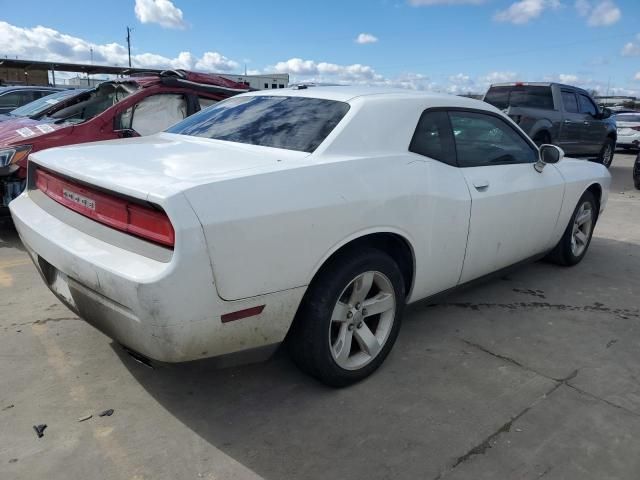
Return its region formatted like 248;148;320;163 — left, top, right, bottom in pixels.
597;138;615;168
532;131;551;147
287;248;405;387
547;191;597;266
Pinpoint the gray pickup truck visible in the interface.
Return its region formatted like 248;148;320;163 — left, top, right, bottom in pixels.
484;82;617;168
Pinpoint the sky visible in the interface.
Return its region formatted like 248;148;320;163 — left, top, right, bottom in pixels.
1;0;639;96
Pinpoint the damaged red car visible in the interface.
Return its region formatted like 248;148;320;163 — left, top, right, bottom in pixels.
0;70;249;208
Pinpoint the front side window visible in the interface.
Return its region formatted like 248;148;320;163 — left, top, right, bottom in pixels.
449;111;537;167
561;91;579;113
409;110;456;166
48;82;138;125
118;94;187;136
578;94;597;116
167;96;350;153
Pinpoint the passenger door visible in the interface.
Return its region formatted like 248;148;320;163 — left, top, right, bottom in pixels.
578;93;607;155
448;110;565;284
558;90;587;155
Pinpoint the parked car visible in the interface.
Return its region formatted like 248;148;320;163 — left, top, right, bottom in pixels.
0;88;87;123
10;87;610;386
614;112;640;150
634;152;640;189
0;70;249;208
484;82;617;168
0;85;64;114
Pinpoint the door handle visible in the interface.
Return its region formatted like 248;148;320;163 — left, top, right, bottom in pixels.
584;121;590;125
564;120;572;124
472;179;490;191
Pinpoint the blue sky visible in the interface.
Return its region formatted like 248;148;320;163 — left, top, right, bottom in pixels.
1;0;639;95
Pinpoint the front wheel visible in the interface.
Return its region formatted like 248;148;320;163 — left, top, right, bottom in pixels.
547;191;597;266
287;248;405;387
597;138;615;168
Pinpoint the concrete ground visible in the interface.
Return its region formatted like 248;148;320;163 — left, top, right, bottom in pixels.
1;153;639;480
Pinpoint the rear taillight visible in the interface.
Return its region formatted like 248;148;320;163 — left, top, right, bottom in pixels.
35;168;174;248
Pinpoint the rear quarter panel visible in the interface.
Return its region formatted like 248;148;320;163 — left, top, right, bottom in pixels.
184;154;471;302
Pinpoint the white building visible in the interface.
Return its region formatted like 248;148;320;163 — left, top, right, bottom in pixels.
220;73;289;90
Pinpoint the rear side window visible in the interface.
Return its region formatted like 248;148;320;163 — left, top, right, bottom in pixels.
409;111;456;166
561;91;579;113
484;86;553;110
449;111;537;167
167;96;350;153
578;94;597;116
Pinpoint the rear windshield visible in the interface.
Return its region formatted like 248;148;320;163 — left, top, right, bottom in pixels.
484;86;554;110
615;114;640;122
166;95;350;153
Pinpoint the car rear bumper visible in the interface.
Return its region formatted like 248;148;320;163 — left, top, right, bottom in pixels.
10;190;305;362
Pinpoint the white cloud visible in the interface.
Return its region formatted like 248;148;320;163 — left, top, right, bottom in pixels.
575;0;621;26
271;58;379;81
134;0;186;29
355;33;379;44
558;73;579;83
195;52;239;72
479;71;518;83
621;34;640;56
635;72;640;81
622;41;640;56
0;21;237;72
494;0;559;24
408;0;486;5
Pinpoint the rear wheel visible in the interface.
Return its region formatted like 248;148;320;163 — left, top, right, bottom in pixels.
597;138;615;168
547;191;597;266
287;248;405;387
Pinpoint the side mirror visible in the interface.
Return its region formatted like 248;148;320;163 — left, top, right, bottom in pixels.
595;107;612;120
535;144;564;173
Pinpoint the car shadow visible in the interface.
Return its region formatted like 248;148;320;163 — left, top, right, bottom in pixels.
114;234;640;480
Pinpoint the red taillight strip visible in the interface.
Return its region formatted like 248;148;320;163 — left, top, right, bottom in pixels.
221;305;265;323
35;168;175;248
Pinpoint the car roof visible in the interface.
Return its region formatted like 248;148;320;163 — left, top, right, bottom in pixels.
240;85;487;107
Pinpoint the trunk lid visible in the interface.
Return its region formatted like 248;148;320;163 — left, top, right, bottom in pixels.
29;132;309;201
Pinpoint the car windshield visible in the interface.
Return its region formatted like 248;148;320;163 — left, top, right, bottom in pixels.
615;114;640;123
485;86;554;110
166;95;350;153
43;82;138;126
9;90;84;118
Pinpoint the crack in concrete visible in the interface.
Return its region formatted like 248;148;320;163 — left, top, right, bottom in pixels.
441;301;639;320
433;369;578;479
9;317;79;328
565;383;640;418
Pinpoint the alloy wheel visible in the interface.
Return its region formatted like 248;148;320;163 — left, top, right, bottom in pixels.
571;202;593;257
328;271;396;370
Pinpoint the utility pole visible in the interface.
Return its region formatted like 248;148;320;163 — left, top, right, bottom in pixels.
126;26;132;68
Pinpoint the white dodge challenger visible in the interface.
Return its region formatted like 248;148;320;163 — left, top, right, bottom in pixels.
10;87;610;386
